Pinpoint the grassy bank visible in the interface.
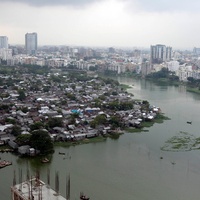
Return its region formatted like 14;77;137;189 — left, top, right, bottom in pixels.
146;77;180;86
54;136;107;147
186;87;200;94
120;84;132;90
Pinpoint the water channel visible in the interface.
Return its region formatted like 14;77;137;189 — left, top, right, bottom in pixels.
2;77;200;200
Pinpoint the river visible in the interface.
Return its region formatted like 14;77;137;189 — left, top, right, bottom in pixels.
1;77;200;200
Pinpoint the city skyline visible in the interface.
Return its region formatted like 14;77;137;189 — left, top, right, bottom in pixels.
1;0;200;49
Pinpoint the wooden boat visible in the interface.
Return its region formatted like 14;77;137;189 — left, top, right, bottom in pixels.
0;160;12;168
59;152;65;155
80;192;90;200
41;158;50;163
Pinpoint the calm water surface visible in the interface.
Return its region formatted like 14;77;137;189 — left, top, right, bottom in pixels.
1;77;200;200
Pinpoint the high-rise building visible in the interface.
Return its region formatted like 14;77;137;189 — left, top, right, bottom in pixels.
150;44;172;64
25;32;37;55
0;36;8;49
0;48;12;60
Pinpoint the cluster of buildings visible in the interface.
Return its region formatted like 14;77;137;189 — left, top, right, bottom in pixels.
0;69;160;156
0;33;37;61
150;45;200;81
1;33;200;81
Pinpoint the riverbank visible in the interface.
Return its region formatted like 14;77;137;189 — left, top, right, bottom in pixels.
3;76;200;200
186;86;200;94
125;113;170;133
54;136;107;147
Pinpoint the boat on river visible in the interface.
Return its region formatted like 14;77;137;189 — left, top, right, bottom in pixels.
80;192;90;200
41;157;50;163
0;160;12;168
59;152;65;155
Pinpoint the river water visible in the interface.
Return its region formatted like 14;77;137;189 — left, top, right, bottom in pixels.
2;77;200;200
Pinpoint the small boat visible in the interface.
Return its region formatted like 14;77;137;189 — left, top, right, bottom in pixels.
187;121;192;124
0;160;12;168
80;192;90;200
41;158;50;163
59;152;65;155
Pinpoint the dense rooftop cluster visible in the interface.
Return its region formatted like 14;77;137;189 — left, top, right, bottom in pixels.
0;67;160;155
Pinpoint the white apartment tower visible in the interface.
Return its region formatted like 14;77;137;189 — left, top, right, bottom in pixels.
25;32;37;55
0;36;8;49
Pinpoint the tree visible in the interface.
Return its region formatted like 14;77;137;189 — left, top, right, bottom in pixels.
30;122;44;131
5;117;16;124
18;89;26;101
11;125;22;136
89;65;98;71
47;117;63;128
15;134;31;146
30;130;54;154
187;77;195;83
90;114;107;128
109;115;122;128
21;107;28;113
112;91;118;96
65;92;76;100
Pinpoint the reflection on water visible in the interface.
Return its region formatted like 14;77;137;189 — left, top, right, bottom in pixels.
2;77;200;200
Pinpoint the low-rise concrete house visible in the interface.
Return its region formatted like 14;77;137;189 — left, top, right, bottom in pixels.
8;140;19;150
18;145;31;155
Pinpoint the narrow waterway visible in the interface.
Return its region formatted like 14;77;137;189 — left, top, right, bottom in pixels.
2;77;200;200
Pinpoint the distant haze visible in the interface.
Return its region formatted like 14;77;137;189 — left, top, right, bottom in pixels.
1;0;200;49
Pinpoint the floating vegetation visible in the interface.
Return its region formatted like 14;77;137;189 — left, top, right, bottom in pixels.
161;131;200;151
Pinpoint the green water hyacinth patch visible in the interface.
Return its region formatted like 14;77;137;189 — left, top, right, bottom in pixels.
161;131;200;151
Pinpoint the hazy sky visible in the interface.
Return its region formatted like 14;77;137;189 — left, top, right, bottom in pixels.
1;0;200;49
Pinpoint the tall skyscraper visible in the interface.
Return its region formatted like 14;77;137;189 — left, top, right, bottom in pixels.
25;32;37;55
0;36;8;49
150;44;172;64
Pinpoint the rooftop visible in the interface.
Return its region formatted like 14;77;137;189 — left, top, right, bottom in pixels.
11;177;66;200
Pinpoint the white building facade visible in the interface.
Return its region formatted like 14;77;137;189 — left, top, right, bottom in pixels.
0;48;12;60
